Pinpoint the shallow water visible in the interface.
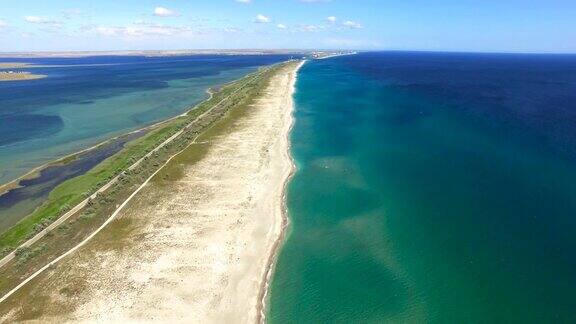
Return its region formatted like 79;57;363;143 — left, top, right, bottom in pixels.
0;54;293;184
269;52;576;323
0;131;143;232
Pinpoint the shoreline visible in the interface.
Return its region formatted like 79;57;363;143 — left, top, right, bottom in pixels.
0;89;212;196
256;60;305;323
0;70;264;305
0;49;310;58
0;72;46;81
316;51;358;60
0;90;206;268
0;80;234;267
0;131;145;233
0;128;149;197
0;61;303;322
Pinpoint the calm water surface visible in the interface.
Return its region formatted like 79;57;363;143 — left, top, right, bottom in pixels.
0;54;292;184
269;52;576;323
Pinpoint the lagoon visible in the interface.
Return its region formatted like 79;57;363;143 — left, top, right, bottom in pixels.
0;54;292;185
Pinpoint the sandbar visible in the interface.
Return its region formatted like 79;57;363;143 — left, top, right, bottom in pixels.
0;61;303;323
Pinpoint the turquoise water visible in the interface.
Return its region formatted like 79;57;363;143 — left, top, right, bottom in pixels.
269;53;576;323
0;55;292;184
0;54;293;234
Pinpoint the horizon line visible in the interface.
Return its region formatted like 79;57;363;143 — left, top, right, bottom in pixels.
0;48;575;58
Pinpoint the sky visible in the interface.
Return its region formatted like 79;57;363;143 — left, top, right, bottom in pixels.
0;0;574;53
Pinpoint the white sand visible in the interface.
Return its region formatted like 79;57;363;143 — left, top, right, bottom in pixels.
0;61;303;323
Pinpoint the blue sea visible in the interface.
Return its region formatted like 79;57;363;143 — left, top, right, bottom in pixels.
0;54;292;185
269;52;576;323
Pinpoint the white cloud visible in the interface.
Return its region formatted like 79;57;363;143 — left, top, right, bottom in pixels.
254;14;271;23
153;6;179;17
343;20;363;29
302;24;324;32
235;0;252;3
0;19;7;28
327;16;337;23
89;22;191;38
276;23;287;29
24;16;62;28
24;16;46;23
25;16;59;24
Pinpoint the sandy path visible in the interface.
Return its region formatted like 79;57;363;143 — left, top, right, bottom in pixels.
0;83;228;269
0;61;303;323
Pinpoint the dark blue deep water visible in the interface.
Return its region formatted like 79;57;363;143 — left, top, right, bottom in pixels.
269;52;576;323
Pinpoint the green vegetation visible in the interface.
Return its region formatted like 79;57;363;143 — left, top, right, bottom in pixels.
0;61;296;301
14;244;47;267
0;62;291;259
0;123;181;253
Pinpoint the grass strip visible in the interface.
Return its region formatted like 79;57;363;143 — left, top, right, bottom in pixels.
0;64;279;256
0;62;292;300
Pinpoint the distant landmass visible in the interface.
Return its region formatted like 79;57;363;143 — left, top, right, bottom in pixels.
0;49;351;58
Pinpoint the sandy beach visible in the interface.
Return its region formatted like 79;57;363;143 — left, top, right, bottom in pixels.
0;61;303;323
0;72;46;81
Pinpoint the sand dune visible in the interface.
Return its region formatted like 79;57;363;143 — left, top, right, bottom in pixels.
0;61;303;323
